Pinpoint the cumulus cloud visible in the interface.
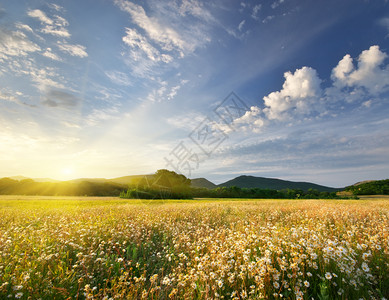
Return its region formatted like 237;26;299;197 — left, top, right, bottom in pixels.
57;42;88;57
229;45;389;135
234;106;266;133
263;67;322;120
331;45;389;94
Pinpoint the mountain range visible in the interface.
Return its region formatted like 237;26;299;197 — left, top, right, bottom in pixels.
6;174;341;192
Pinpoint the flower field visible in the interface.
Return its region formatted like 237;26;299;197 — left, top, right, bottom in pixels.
0;196;388;299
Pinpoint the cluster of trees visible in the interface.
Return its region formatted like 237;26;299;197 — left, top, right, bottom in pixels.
345;179;389;195
120;169;192;199
192;186;340;199
0;178;126;196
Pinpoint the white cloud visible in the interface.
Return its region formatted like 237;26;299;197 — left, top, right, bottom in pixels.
105;70;132;86
15;23;33;33
233;106;265;133
57;42;88;57
122;27;173;63
238;20;246;32
28;9;53;25
331;45;389;94
262;15;275;23
41;25;70;38
48;4;64;12
29;67;66;91
115;0;189;55
0;28;41;61
167;85;181;100
263;66;322;120
0;88;18;103
42;48;62;61
28;8;70;38
251;4;262;20
271;0;285;9
178;0;213;23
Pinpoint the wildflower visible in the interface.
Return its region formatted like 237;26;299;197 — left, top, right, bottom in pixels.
217;280;223;288
325;272;332;280
15;293;23;299
273;281;280;289
304;280;310;287
361;262;370;272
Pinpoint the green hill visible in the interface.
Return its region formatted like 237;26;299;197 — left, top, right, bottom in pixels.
191;178;217;189
345;179;389;195
218;175;339;192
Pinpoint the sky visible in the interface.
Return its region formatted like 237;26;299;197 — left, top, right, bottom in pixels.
0;0;388;188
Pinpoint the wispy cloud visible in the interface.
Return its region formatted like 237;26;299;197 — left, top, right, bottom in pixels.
0;88;19;103
251;4;261;20
28;8;70;38
238;20;246;32
27;9;53;25
105;70;132;86
42;48;62;61
0;28;41;61
115;0;189;55
271;0;286;9
122;27;172;63
57;41;88;57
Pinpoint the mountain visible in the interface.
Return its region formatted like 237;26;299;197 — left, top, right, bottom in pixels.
218;175;339;192
191;178;217;189
8;176;60;183
108;175;154;185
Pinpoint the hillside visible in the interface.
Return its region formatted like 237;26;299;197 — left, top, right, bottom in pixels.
191;178;217;189
219;175;339;192
345;179;389;195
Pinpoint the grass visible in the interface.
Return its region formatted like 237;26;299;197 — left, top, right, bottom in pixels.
0;196;388;299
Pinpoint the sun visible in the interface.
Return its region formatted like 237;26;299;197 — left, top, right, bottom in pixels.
60;166;75;178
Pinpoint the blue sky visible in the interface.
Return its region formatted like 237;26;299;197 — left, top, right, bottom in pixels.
0;0;388;187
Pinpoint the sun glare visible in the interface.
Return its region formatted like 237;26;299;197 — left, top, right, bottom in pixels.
60;167;74;178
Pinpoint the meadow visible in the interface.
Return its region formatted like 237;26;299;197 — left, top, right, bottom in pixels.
0;196;388;299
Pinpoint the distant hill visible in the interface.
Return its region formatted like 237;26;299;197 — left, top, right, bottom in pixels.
9;176;60;183
345;179;389;195
218;175;339;192
191;178;217;189
108;175;154;186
